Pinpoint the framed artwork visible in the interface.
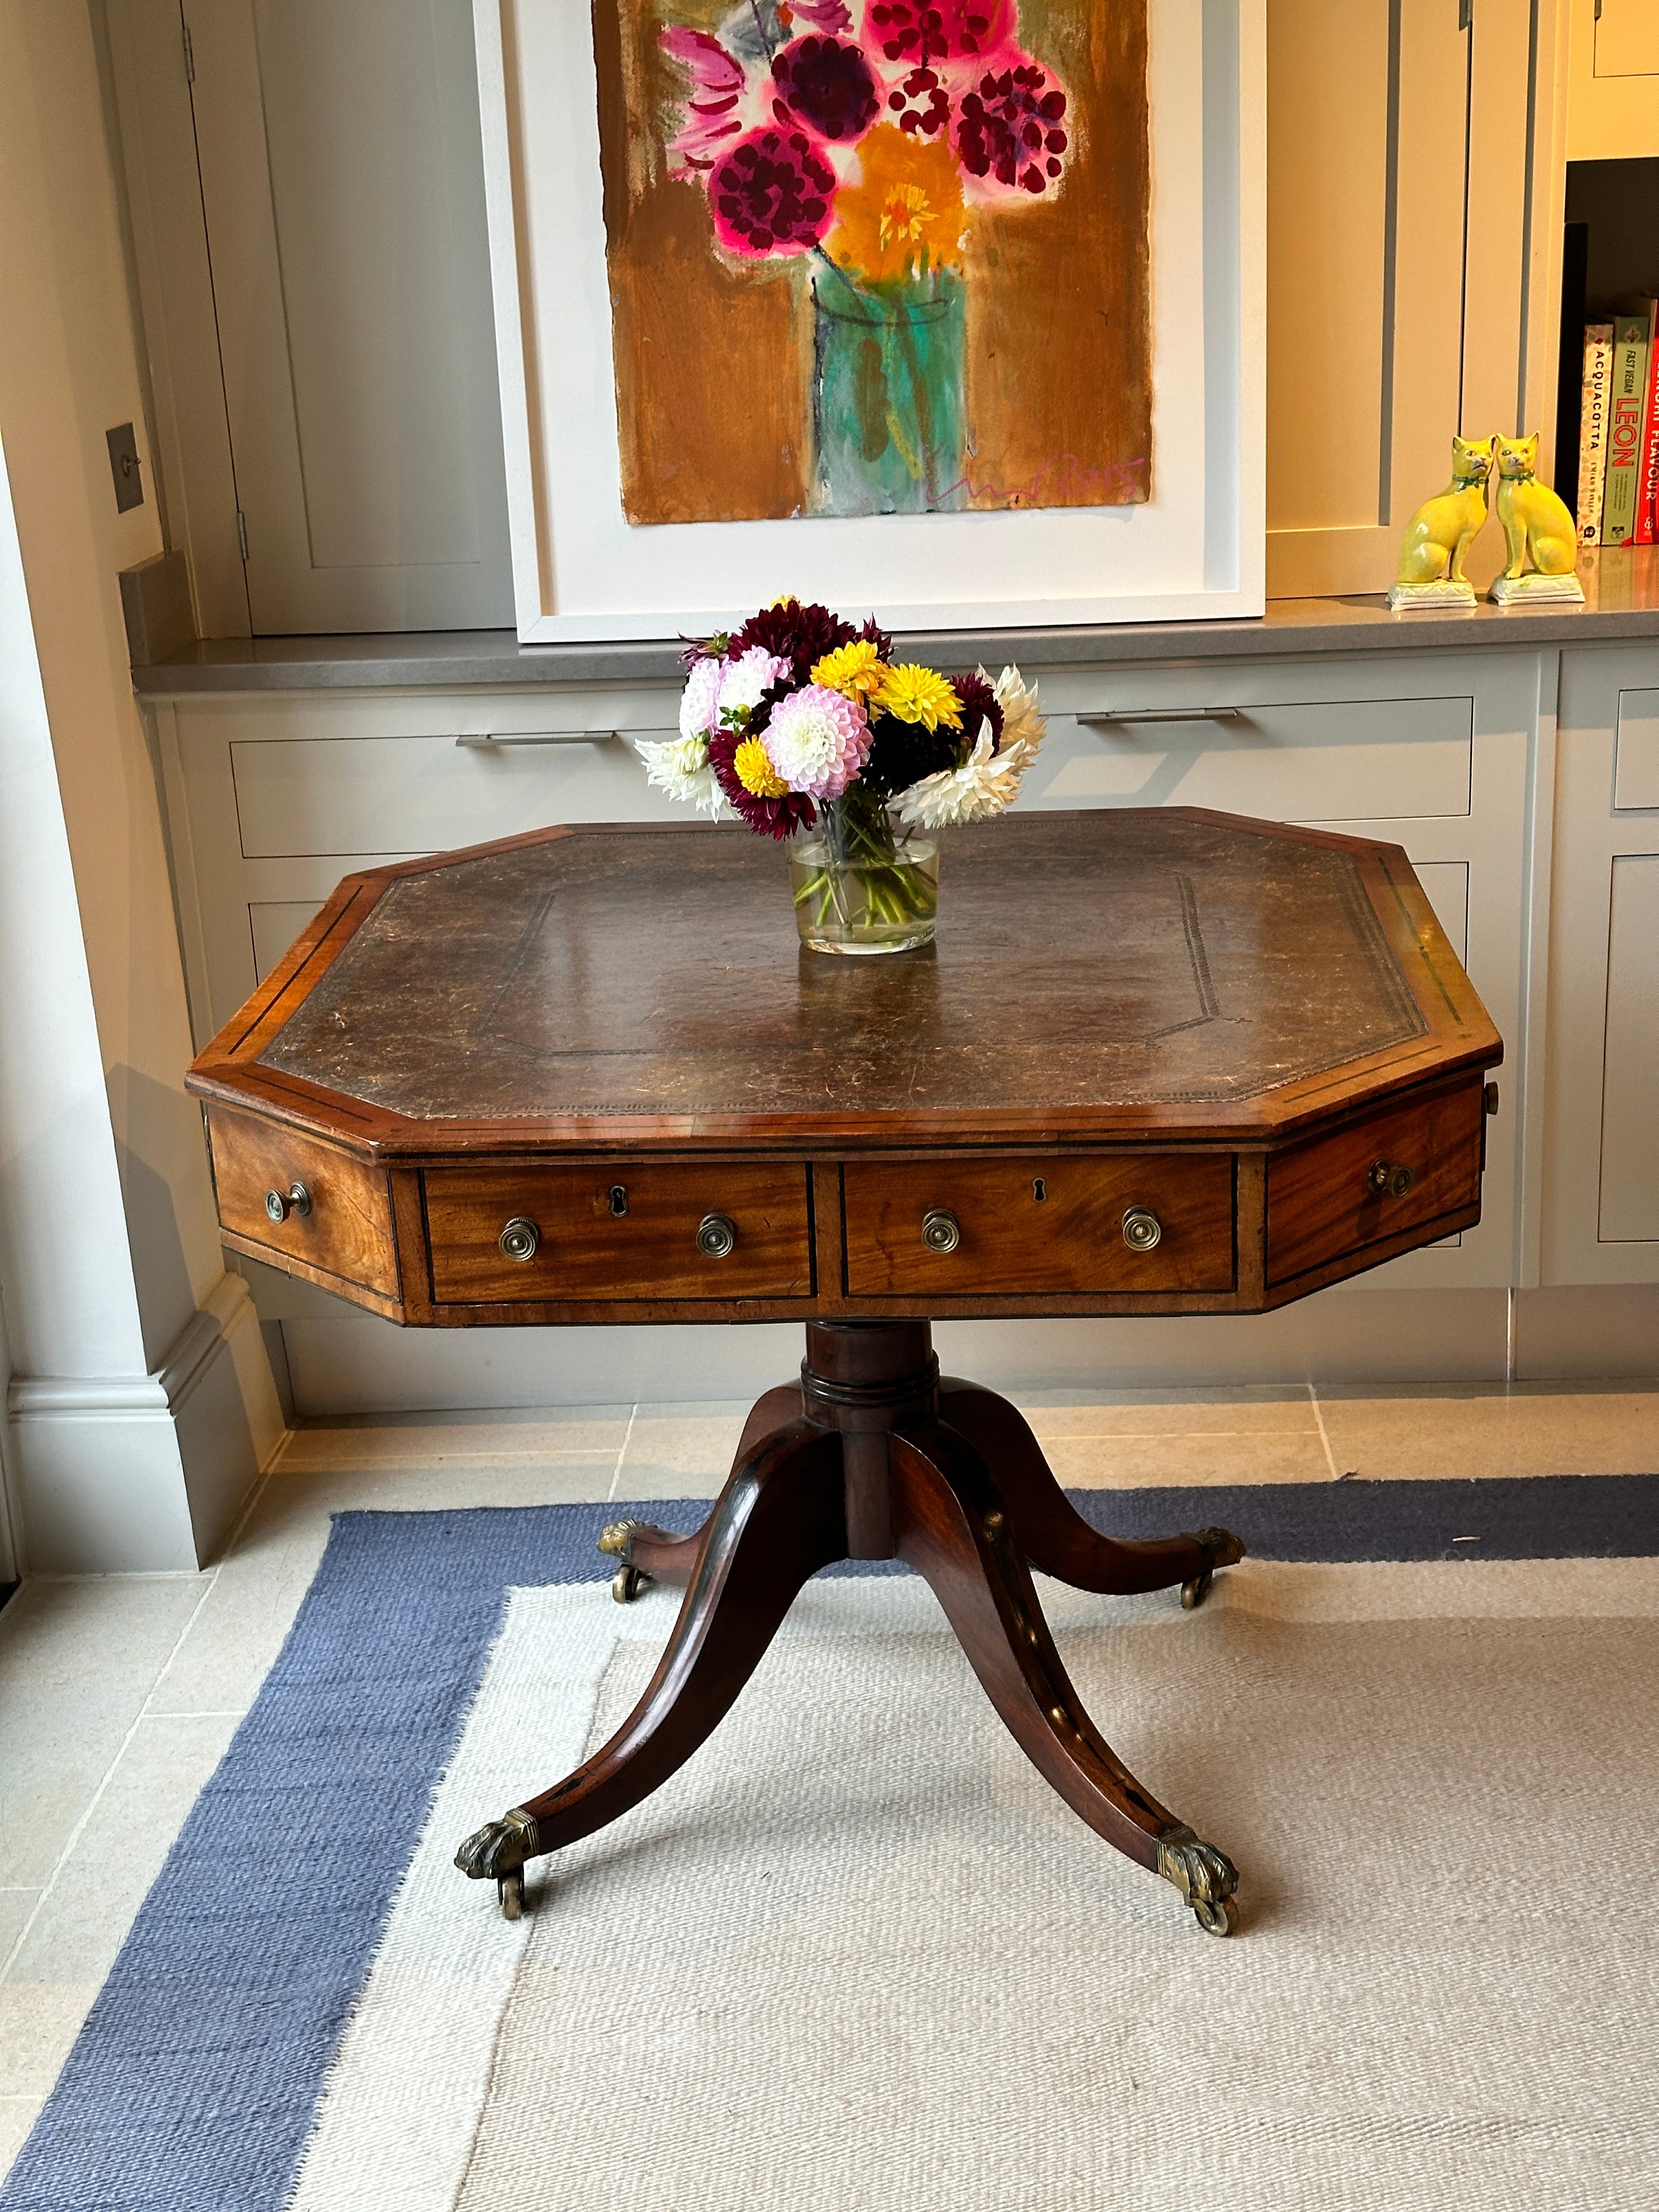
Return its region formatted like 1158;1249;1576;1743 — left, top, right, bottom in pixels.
475;0;1263;641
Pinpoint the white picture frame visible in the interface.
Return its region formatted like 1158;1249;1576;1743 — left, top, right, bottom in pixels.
474;0;1265;644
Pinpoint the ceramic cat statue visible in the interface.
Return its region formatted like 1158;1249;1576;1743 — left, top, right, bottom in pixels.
1488;432;1586;605
1387;434;1494;610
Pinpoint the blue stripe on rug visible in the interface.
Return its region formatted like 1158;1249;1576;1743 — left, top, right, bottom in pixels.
3;1474;1655;2212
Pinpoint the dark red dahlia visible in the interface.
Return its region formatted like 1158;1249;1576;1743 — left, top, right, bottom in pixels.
859;710;961;799
858;614;895;661
955;62;1069;194
864;1;1012;66
708;728;819;838
708;129;838;258
885;64;950;137
950;671;1005;752
771;36;879;142
730;597;860;680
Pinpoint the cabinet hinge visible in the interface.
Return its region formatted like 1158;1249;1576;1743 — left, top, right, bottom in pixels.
235;509;249;562
182;19;195;82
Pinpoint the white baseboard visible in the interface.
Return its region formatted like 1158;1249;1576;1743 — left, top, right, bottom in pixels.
279;1285;1523;1417
1513;1286;1659;1380
7;1272;285;1572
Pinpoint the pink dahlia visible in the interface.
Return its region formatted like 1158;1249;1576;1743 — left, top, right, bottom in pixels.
659;29;748;178
862;0;1013;69
708;128;838;258
718;645;792;720
771;35;880;142
763;684;872;799
955;54;1070;196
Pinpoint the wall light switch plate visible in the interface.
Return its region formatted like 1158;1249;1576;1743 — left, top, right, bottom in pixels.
106;423;144;513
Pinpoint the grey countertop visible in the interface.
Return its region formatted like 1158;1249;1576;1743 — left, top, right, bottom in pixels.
131;549;1659;697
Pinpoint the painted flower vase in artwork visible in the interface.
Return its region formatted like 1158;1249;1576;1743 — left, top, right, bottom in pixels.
788;784;940;955
811;262;967;517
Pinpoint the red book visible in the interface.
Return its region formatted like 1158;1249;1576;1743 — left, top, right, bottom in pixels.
1637;297;1659;545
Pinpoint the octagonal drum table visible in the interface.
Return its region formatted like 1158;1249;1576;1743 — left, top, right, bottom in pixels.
187;809;1502;1935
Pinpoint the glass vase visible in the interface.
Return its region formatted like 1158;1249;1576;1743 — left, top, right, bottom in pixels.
810;263;967;516
789;788;939;956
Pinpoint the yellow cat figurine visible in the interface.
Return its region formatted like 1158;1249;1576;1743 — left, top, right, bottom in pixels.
1493;432;1580;580
1388;434;1494;605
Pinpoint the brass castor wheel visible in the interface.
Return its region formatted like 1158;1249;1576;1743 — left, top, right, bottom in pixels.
1192;1891;1240;1937
598;1519;651;1602
498;1867;524;1920
1179;1525;1247;1609
611;1563;646;1604
454;1807;540;1918
1156;1824;1240;1938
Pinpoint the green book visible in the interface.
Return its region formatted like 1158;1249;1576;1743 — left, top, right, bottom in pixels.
1603;312;1651;546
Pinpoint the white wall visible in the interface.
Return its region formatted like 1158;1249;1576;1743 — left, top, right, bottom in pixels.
0;0;281;1571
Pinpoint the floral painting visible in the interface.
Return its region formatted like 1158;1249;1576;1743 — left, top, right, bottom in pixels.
590;1;1150;524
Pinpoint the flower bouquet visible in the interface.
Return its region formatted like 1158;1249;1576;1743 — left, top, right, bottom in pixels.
660;2;1072;514
636;597;1044;954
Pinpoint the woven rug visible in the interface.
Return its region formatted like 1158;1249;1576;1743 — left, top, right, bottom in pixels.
4;1478;1658;2212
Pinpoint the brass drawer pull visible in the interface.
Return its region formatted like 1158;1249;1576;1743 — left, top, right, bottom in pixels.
1121;1205;1163;1251
499;1216;540;1262
922;1208;961;1254
696;1212;737;1259
1366;1160;1415;1199
264;1182;312;1223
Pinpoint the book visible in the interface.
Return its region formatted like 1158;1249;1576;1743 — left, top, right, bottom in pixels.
1578;323;1615;544
1636;295;1659;545
1602;311;1650;546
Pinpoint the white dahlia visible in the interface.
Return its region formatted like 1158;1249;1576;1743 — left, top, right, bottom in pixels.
678;654;725;742
895;665;1044;827
635;733;726;819
986;664;1045;759
718;646;791;721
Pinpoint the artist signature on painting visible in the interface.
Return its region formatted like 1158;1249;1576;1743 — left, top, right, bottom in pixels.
944;454;1150;507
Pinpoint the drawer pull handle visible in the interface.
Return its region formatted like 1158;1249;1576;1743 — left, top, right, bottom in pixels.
1366;1160;1415;1200
696;1212;737;1259
922;1208;961;1254
264;1182;311;1224
454;731;616;748
498;1216;541;1262
1122;1206;1163;1251
1079;707;1245;728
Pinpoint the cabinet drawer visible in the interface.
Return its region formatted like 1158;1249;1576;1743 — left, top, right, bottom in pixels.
207;1107;398;1297
842;1156;1234;1296
424;1163;814;1304
1266;1082;1484;1287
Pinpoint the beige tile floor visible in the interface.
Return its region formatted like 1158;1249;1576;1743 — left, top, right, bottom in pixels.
1;1378;1655;2174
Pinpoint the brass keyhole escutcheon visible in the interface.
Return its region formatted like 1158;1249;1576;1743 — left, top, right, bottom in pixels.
922;1207;961;1254
608;1184;628;1217
264;1182;311;1224
1367;1160;1415;1200
498;1216;540;1262
696;1212;737;1259
1032;1177;1047;1203
1121;1206;1162;1251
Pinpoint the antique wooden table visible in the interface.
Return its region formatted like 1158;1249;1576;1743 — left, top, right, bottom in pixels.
187;809;1502;1936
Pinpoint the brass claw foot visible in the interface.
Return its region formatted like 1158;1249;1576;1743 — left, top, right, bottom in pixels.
454;1807;541;1919
1180;1525;1247;1611
1156;1822;1240;1936
598;1519;650;1604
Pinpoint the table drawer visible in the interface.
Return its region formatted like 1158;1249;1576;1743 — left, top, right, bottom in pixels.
424;1163;814;1304
842;1156;1235;1296
1266;1081;1484;1287
207;1107;398;1298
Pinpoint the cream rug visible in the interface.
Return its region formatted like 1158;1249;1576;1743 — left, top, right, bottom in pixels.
318;1560;1658;2212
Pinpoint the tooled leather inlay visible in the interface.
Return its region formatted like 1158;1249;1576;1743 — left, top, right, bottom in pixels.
258;814;1425;1121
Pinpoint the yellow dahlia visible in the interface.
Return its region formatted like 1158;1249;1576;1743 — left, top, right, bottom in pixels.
733;734;788;798
874;663;962;732
811;640;889;701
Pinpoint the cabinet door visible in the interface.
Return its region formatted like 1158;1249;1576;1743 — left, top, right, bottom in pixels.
1545;647;1659;1283
1266;0;1556;597
184;0;512;631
